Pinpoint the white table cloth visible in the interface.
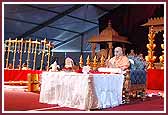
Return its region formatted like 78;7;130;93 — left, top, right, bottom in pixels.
39;71;124;110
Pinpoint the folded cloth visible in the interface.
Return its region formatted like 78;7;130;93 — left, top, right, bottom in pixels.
82;66;91;74
50;61;58;72
89;70;110;74
98;67;122;74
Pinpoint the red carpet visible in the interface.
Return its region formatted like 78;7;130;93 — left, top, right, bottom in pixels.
104;96;164;111
4;89;57;111
3;86;164;111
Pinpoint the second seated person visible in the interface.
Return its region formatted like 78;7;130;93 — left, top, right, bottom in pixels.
65;57;74;68
107;47;130;70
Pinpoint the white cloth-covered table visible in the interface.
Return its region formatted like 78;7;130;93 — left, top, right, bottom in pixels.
39;71;125;110
93;74;124;108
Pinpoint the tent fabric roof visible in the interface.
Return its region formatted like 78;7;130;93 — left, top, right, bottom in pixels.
4;4;120;52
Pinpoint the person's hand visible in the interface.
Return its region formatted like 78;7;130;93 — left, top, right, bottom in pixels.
120;65;129;71
120;67;125;71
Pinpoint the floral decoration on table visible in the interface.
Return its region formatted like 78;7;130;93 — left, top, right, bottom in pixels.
62;67;73;72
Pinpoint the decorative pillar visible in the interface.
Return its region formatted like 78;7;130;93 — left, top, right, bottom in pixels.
33;39;38;70
17;41;20;53
40;38;46;70
19;38;23;70
145;26;156;69
6;38;11;68
47;42;51;71
31;42;34;54
91;43;96;59
24;40;27;53
105;55;111;67
12;38;18;69
27;39;32;69
159;34;164;69
108;42;113;58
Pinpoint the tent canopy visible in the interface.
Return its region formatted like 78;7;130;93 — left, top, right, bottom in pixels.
4;4;120;52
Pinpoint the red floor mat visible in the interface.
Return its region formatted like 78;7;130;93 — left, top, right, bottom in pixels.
3;86;164;111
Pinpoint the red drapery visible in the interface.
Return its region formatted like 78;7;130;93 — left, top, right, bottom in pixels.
147;69;164;90
4;69;42;81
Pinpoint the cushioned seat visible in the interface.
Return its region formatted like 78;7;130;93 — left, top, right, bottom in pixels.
128;55;147;85
130;70;146;84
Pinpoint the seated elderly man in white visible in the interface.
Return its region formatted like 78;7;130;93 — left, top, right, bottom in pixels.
98;47;130;73
107;47;130;70
65;57;74;68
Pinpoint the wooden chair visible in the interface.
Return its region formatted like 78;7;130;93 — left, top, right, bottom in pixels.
122;56;147;103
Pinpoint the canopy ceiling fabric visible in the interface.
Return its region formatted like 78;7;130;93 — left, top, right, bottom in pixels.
4;4;164;54
4;4;120;52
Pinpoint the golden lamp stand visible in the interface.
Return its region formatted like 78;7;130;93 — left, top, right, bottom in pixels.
79;55;83;68
145;26;156;69
12;38;18;69
46;42;52;71
5;38;52;70
40;38;47;70
86;55;90;66
78;55;105;71
5;38;11;69
92;56;98;71
159;34;164;69
26;39;32;69
19;38;23;70
100;55;105;67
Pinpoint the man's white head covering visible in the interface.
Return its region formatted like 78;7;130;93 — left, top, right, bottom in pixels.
65;57;74;68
